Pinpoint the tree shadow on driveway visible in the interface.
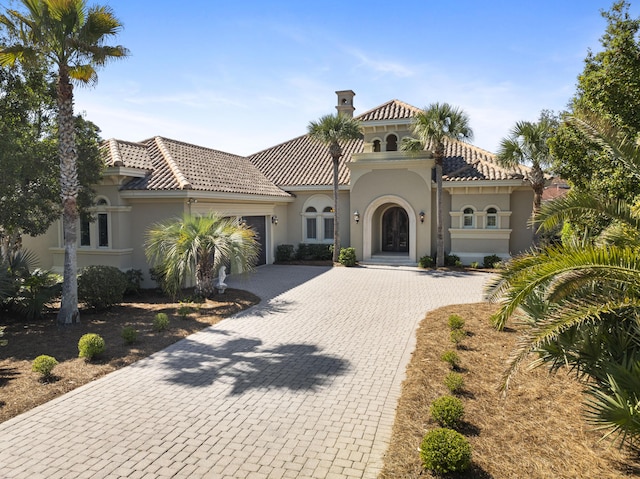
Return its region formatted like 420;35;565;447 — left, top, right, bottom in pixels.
160;331;350;395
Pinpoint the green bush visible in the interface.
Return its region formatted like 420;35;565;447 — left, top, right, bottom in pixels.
0;326;6;347
420;428;471;474
78;266;127;309
121;326;138;344
450;328;466;346
430;395;465;428
78;333;105;360
418;255;434;268
275;244;295;262
483;254;502;269
338;247;357;267
470;261;480;269
154;312;170;332
149;266;167;292
32;355;58;379
295;243;332;261
177;304;194;319
441;350;460;369
444;372;465;394
448;314;465;330
124;269;144;295
445;254;461;266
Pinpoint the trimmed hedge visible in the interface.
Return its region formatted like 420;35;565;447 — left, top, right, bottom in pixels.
78;266;127;309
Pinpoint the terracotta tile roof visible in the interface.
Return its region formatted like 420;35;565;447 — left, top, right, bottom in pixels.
249;134;364;187
249;99;531;186
104;137;290;197
356;99;422;122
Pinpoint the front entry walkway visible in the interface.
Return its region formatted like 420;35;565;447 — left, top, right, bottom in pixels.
0;265;488;479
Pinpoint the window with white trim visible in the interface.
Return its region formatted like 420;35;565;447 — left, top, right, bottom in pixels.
463;207;475;228
486;207;498;228
302;196;334;243
78;197;111;248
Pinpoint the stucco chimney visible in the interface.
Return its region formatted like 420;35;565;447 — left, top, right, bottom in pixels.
335;90;355;118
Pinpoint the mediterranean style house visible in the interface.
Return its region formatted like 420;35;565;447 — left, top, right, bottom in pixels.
23;91;535;286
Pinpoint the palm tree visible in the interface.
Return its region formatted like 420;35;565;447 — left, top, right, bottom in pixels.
145;213;259;299
402;103;473;267
486;114;640;445
496;119;554;214
307;114;362;263
0;0;128;325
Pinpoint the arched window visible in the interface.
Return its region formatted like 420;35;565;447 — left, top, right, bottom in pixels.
302;196;334;243
463;207;475;228
373;139;381;152
486;207;498;228
386;134;398;152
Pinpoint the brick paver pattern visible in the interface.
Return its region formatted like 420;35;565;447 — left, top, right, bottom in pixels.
0;265;489;478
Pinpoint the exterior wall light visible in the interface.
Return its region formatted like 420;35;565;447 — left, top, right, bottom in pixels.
271;215;278;225
353;210;360;224
419;211;425;223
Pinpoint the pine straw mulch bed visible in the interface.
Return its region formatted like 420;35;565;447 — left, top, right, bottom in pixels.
0;288;259;424
379;302;640;479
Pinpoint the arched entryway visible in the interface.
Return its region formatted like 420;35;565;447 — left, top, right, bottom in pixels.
382;207;409;252
362;195;417;263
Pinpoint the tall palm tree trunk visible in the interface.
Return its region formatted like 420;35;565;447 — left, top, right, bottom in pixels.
331;156;340;263
435;146;445;268
56;69;80;325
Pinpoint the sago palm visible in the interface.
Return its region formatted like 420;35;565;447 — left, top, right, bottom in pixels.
401;103;473;267
0;0;128;324
307;114;362;263
145;213;259;299
486;113;640;445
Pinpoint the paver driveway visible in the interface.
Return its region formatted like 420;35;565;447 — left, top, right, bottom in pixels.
0;265;489;479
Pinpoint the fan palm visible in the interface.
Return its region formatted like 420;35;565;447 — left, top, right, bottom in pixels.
307;114;362;263
496;119;554;214
145;213;259;299
486;113;640;444
0;0;128;325
401;103;473;267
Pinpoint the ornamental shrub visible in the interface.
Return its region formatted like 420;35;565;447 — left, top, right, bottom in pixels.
483;254;501;269
121;326;138;344
430;395;465;428
418;255;434;268
124;269;144;296
445;254;461;266
470;261;480;269
78;333;105;360
444;372;465;394
450;328;466;346
154;312;170;332
441;350;460;369
448;314;465;330
275;244;295;262
78;265;127;309
295;243;332;261
177;304;194;319
339;247;357;267
420;428;471;474
32;355;58;379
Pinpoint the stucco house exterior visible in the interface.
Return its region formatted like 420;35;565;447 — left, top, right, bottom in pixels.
23;91;534;286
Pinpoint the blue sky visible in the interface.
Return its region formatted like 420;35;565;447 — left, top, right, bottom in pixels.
62;1;640;155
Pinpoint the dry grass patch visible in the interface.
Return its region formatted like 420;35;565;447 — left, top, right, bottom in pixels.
0;288;258;424
380;302;640;478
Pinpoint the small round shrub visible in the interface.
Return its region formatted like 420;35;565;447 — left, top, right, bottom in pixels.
448;314;465;330
339;247;357;267
470;261;480;269
450;328;466;346
445;254;460;267
431;395;465;428
420;428;471;474
441;350;460;369
78;333;105;360
32;355;58;378
154;312;170;332
418;255;434;268
78;265;127;309
483;254;502;269
121;326;138;344
444;372;465;394
177;304;194;319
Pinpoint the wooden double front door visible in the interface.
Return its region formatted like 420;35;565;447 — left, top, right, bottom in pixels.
382;207;409;252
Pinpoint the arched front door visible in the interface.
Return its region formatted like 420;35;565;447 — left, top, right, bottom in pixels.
382;207;409;252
